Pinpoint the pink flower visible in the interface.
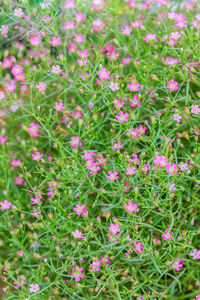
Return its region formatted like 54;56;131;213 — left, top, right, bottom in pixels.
0;91;5;101
127;81;141;92
54;101;65;111
14;176;24;185
173;113;182;123
191;104;200;115
10;159;21;167
165;57;179;65
129;95;141;107
31;195;42;205
71;265;84;282
52;65;62;74
11;65;23;76
89;260;101;272
1;57;13;69
0;200;12;210
126;167;137;175
134;241;143;254
109;223;120;235
5;80;16;93
27;123;39;137
99;256;110;264
72;229;83;239
13;275;26;288
0;25;8;36
190;249;200;260
166;79;179;91
107;50;119;61
14;8;24;17
35;82;46;93
29;284;40;293
16;250;23;256
74;12;85;22
64;0;77;9
112;141;123;151
170;259;185;271
49;36;61;47
122;26;131;36
64;21;77;30
73;33;85;43
70;136;82;149
161;230;173;240
131;20;142;28
153;155;168;167
98;67;110;80
116;111;129;123
29;36;41;46
93;19;105;32
106;171;119;181
124;201;138;213
32;152;43;161
0;136;8;144
74;204;88;216
166;163;178;175
31;208;41;219
113;98;124;109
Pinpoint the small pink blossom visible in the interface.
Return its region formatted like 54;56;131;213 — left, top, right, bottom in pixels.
127;81;141;92
109;82;120;91
98;67;110;80
29;284;40;293
29;36;41;46
72;229;83;239
14;8;24;17
116;111;129;123
106;171;119;181
0;200;12;210
161;230;173;240
52;65;62;74
70;136;82;149
134;241;143;254
109;223;120;235
49;36;61;47
32;152;43;161
124;201;138;213
54;101;65;111
191;104;200;115
166;79;179;91
71;265;84;282
126;167;137;175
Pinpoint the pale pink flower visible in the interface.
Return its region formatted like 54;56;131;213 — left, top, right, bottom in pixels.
166;79;179;91
106;171;119;181
124;201;138;213
116;111;129;123
109;82;119;91
109;223;120;235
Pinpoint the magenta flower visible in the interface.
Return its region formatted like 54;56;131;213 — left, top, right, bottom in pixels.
99;256;111;264
170;259;185;271
153;155;168;167
173;113;182;123
166;163;178;175
106;171;119;181
127;81;141;92
134;241;143;254
52;65;62;74
109;82;120;91
89;260;101;272
0;200;12;210
35;82;46;92
74;204;88;216
0;25;8;36
31;208;41;219
29;36;41;46
166;79;179;91
32;152;43;161
49;36;61;47
0;136;8;144
70;136;82;149
54;101;65;111
115;111;129;123
109;223;120;235
191;104;200;115
71;265;84;282
124;201;138;213
72;229;83;239
98;67;110;80
190;249;200;260
14;176;24;185
73;33;85;43
31;195;42;205
27;123;39;137
161;230;173;240
14;275;26;288
29;283;40;293
64;0;77;9
126;167;137;175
